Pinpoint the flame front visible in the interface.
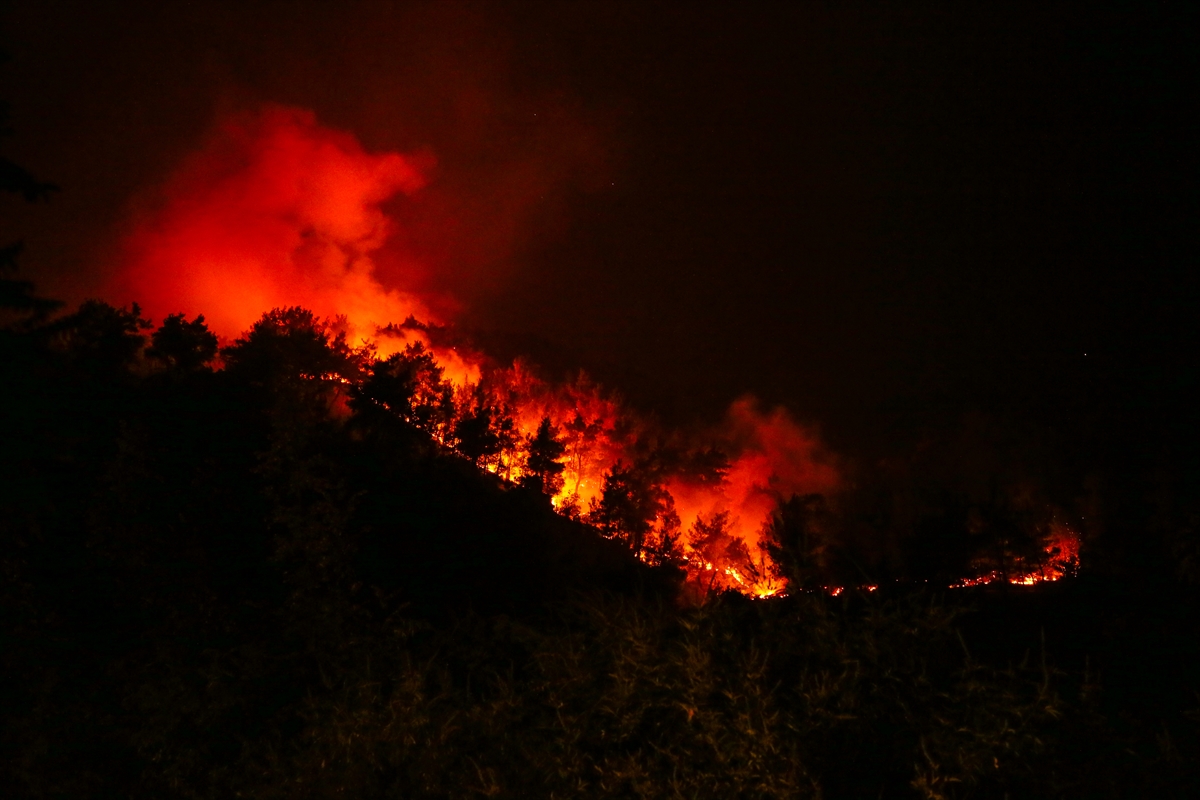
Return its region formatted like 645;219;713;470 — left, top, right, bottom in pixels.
953;521;1081;588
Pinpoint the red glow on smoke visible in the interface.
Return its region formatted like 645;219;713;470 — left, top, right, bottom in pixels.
112;105;478;378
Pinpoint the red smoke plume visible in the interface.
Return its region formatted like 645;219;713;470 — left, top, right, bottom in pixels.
111;105;483;380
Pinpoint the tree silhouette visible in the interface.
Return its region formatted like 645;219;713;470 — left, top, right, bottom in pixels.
1;82;58;203
47;300;151;374
901;492;978;584
588;460;676;561
146;313;218;372
590;460;666;555
453;385;502;467
1;83;61;327
763;493;835;591
520;416;567;497
223;307;369;392
0;242;62;328
0;152;56;201
678;445;731;487
644;490;683;566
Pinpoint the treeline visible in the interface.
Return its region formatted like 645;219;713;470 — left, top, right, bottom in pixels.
3;298;1096;595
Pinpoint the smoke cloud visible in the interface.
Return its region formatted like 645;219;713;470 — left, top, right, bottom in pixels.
111;105;436;350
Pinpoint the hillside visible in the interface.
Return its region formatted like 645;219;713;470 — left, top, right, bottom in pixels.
2;303;1198;798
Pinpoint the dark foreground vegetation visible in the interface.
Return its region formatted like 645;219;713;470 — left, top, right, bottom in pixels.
0;297;1198;799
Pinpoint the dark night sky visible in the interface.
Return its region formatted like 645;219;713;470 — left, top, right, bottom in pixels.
2;1;1196;460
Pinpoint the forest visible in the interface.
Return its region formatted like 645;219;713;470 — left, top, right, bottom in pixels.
1;289;1198;798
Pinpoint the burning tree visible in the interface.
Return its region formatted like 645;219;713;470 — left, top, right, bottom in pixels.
946;489;1086;588
589;460;667;556
558;372;624;503
452;384;505;467
353;340;454;439
682;510;768;594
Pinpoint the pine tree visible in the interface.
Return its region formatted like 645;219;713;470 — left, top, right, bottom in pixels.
521;416;567;497
146;313;218;372
589;460;662;555
453;386;502;467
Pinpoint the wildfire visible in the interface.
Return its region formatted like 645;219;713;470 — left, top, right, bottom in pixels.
951;522;1081;588
104;104;1082;600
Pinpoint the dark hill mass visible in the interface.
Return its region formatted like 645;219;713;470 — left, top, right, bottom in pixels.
1;301;668;616
1;302;1198;798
